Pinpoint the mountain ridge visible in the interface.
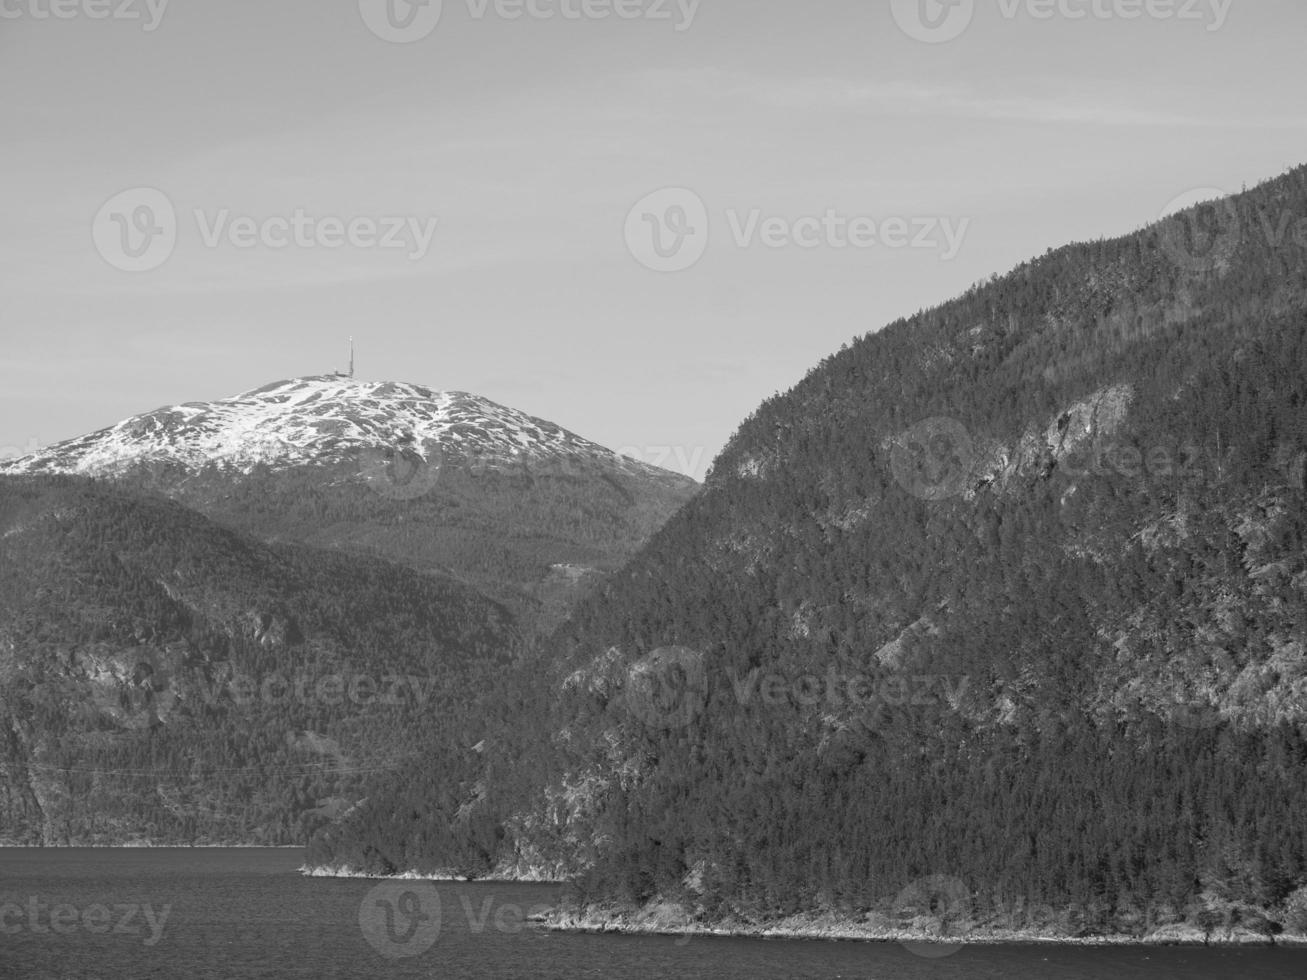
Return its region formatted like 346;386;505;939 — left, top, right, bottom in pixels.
2;374;692;489
306;164;1307;941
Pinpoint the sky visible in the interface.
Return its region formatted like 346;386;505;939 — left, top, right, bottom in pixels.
2;0;1305;480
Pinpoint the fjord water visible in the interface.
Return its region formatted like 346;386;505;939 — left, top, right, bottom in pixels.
2;850;1303;979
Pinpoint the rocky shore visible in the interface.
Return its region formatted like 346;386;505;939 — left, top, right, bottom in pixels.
543;901;1307;948
298;863;561;883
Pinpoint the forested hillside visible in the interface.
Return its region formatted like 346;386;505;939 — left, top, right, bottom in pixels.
0;475;516;845
310;167;1307;939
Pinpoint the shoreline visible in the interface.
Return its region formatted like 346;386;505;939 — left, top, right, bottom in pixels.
0;843;304;849
13;850;1300;949
297;868;1307;949
542;907;1307;949
298;863;563;883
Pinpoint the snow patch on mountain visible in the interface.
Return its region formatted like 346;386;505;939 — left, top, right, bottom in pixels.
0;376;682;484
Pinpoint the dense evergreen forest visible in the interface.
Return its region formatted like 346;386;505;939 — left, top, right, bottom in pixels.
0;476;517;844
310;166;1307;937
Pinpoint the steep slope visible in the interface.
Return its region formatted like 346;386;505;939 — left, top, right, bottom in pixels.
1;376;698;635
310;166;1307;939
0;475;516;846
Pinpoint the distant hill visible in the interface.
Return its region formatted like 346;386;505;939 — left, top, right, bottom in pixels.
0;475;516;846
310;166;1307;940
1;375;698;636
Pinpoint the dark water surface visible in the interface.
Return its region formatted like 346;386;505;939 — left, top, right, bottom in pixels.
1;848;1303;979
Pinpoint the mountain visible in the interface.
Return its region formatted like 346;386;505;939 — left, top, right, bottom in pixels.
0;474;517;845
1;376;698;635
308;166;1307;941
4;375;675;482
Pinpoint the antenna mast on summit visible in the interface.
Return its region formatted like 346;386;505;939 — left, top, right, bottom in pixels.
349;336;355;378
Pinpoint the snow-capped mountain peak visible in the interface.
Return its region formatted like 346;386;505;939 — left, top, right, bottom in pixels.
2;375;677;482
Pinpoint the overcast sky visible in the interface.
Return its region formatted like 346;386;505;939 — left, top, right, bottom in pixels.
3;0;1305;479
